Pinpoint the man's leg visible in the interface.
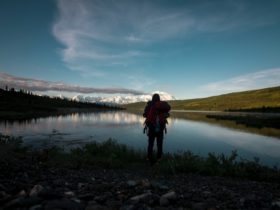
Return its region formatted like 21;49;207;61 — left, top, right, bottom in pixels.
148;131;155;163
156;130;164;160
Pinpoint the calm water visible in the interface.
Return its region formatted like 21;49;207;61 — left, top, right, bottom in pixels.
1;111;280;166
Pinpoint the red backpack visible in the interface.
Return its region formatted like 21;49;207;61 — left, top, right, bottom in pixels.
146;101;171;127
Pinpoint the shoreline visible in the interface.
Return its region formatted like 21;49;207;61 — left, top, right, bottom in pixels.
0;108;123;121
1;135;280;209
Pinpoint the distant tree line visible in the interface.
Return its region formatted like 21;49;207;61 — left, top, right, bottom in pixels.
0;86;124;112
4;85;34;95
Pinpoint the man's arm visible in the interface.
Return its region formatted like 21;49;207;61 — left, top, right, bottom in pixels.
143;101;151;117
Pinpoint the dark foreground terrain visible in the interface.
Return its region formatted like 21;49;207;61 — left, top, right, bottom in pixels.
2;166;280;210
1;136;280;210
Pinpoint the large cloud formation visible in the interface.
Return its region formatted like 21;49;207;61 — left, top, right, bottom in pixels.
0;72;145;95
53;0;277;75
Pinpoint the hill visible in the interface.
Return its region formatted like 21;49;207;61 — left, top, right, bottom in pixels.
124;86;280;111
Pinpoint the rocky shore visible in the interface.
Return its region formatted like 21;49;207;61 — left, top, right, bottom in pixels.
1;136;280;210
1;163;280;210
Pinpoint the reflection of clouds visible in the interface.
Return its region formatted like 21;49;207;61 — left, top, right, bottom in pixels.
0;111;149;152
70;113;80;122
0;111;146;137
67;111;145;125
63;111;175;126
84;122;139;128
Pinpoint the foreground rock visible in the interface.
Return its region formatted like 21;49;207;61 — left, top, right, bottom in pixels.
0;164;280;210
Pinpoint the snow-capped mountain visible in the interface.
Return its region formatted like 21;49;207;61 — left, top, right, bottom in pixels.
72;91;175;104
56;94;69;100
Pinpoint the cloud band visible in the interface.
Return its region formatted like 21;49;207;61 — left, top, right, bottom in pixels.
200;68;280;95
0;72;145;95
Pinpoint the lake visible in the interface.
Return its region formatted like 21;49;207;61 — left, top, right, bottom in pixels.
1;111;280;167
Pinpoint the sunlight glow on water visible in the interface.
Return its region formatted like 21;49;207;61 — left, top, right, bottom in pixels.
1;111;280;166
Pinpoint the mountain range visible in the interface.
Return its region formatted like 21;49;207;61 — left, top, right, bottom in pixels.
71;91;176;104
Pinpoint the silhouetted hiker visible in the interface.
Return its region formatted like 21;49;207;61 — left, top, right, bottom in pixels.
143;93;171;165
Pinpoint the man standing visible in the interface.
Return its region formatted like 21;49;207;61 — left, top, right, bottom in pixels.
143;93;171;165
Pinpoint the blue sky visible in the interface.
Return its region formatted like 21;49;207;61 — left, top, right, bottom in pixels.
0;0;280;99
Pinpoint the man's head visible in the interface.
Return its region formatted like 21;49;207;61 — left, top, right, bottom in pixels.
152;93;160;103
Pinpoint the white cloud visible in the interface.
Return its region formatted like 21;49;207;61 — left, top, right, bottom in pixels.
52;0;150;72
52;0;278;77
0;72;145;95
200;68;280;95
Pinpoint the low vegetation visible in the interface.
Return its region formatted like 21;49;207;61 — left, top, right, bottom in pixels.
1;134;280;183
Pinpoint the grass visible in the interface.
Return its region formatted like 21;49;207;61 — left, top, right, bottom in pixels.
157;151;280;182
1;134;280;182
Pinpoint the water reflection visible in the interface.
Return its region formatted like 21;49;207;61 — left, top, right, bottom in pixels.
170;111;280;139
166;119;280;164
0;111;280;166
